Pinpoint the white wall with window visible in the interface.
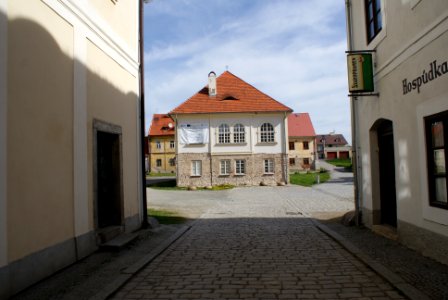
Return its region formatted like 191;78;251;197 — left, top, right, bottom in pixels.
347;0;448;265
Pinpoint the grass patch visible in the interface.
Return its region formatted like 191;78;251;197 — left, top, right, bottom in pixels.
289;171;330;187
146;172;176;177
148;209;188;224
326;159;352;168
147;180;179;189
147;181;234;191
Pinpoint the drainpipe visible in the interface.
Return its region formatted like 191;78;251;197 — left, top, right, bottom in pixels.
139;0;148;228
345;0;361;226
283;112;289;184
209;114;213;187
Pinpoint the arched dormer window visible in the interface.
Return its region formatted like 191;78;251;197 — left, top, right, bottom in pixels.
260;123;274;143
218;124;230;143
233;124;245;143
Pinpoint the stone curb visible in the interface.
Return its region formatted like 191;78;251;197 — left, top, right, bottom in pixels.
311;219;431;300
89;225;191;300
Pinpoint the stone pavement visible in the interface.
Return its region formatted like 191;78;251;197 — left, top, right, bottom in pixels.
111;187;406;300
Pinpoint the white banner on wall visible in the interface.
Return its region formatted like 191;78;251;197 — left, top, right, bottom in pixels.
179;123;209;145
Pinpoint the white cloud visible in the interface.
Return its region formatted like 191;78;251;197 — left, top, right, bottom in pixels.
144;0;351;141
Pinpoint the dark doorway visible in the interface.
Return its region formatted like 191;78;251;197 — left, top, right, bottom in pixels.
96;131;122;228
377;121;397;227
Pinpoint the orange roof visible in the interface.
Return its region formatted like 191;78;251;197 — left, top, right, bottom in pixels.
148;114;175;137
170;71;292;114
288;113;316;137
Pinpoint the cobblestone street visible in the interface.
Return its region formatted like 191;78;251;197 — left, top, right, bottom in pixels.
112;183;406;300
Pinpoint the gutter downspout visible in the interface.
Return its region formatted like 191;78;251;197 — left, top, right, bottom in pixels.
139;0;148;228
283;112;289;184
209;114;213;187
345;0;361;226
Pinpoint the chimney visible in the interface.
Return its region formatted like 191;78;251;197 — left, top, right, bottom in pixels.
208;71;217;97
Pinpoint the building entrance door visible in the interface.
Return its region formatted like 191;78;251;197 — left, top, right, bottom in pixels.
377;121;397;227
96;131;122;228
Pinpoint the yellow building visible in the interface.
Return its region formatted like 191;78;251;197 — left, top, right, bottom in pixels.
148;114;176;174
288;113;317;171
0;1;144;297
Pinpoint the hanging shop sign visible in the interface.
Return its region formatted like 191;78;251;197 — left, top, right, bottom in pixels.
402;60;448;95
347;53;374;93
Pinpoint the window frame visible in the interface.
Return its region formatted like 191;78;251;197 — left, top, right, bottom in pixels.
191;160;202;177
169;158;176;167
235;159;246;175
425;110;448;209
264;159;274;174
233;124;246;143
303;158;310;166
220;160;231;175
303;141;309;150
170;140;175;149
289;142;295;150
364;0;383;43
260;123;275;143
218;124;231;144
156;141;161;149
289;158;296;166
156;159;162;167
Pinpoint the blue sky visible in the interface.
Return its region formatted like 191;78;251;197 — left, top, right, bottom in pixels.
143;0;351;142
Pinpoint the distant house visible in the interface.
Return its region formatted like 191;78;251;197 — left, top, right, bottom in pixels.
148;114;176;174
288;113;316;171
169;71;292;187
316;134;351;159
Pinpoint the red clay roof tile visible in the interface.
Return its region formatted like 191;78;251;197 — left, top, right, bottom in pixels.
148;114;175;137
170;71;292;114
288;113;316;137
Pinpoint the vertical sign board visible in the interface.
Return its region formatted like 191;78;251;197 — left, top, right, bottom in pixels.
347;53;374;93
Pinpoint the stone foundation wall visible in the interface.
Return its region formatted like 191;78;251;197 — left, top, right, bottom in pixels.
177;153;287;187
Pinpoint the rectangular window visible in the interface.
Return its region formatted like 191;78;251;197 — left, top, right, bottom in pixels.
156;141;161;149
365;0;382;43
425;110;448;209
289;158;295;166
303;141;309;150
220;160;231;175
156;159;162;167
233;124;245;143
235;160;246;175
303;158;310;166
170;140;175;149
169;158;175;166
191;160;202;176
264;159;274;174
289;142;295;150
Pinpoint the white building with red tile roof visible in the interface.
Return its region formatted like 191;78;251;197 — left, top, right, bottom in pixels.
169;71;292;187
287;113;317;171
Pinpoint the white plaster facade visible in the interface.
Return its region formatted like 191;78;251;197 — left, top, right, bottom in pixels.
173;113;289;187
347;0;448;265
0;1;143;297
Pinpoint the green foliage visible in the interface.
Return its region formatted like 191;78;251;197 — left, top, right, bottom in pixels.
289;172;330;187
326;159;352;168
147;172;176;177
148;209;188;224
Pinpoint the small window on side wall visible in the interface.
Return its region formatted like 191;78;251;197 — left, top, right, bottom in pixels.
365;0;382;43
191;160;202;176
425;110;448;209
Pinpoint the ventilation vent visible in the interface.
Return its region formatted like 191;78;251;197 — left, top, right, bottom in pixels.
222;95;238;101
